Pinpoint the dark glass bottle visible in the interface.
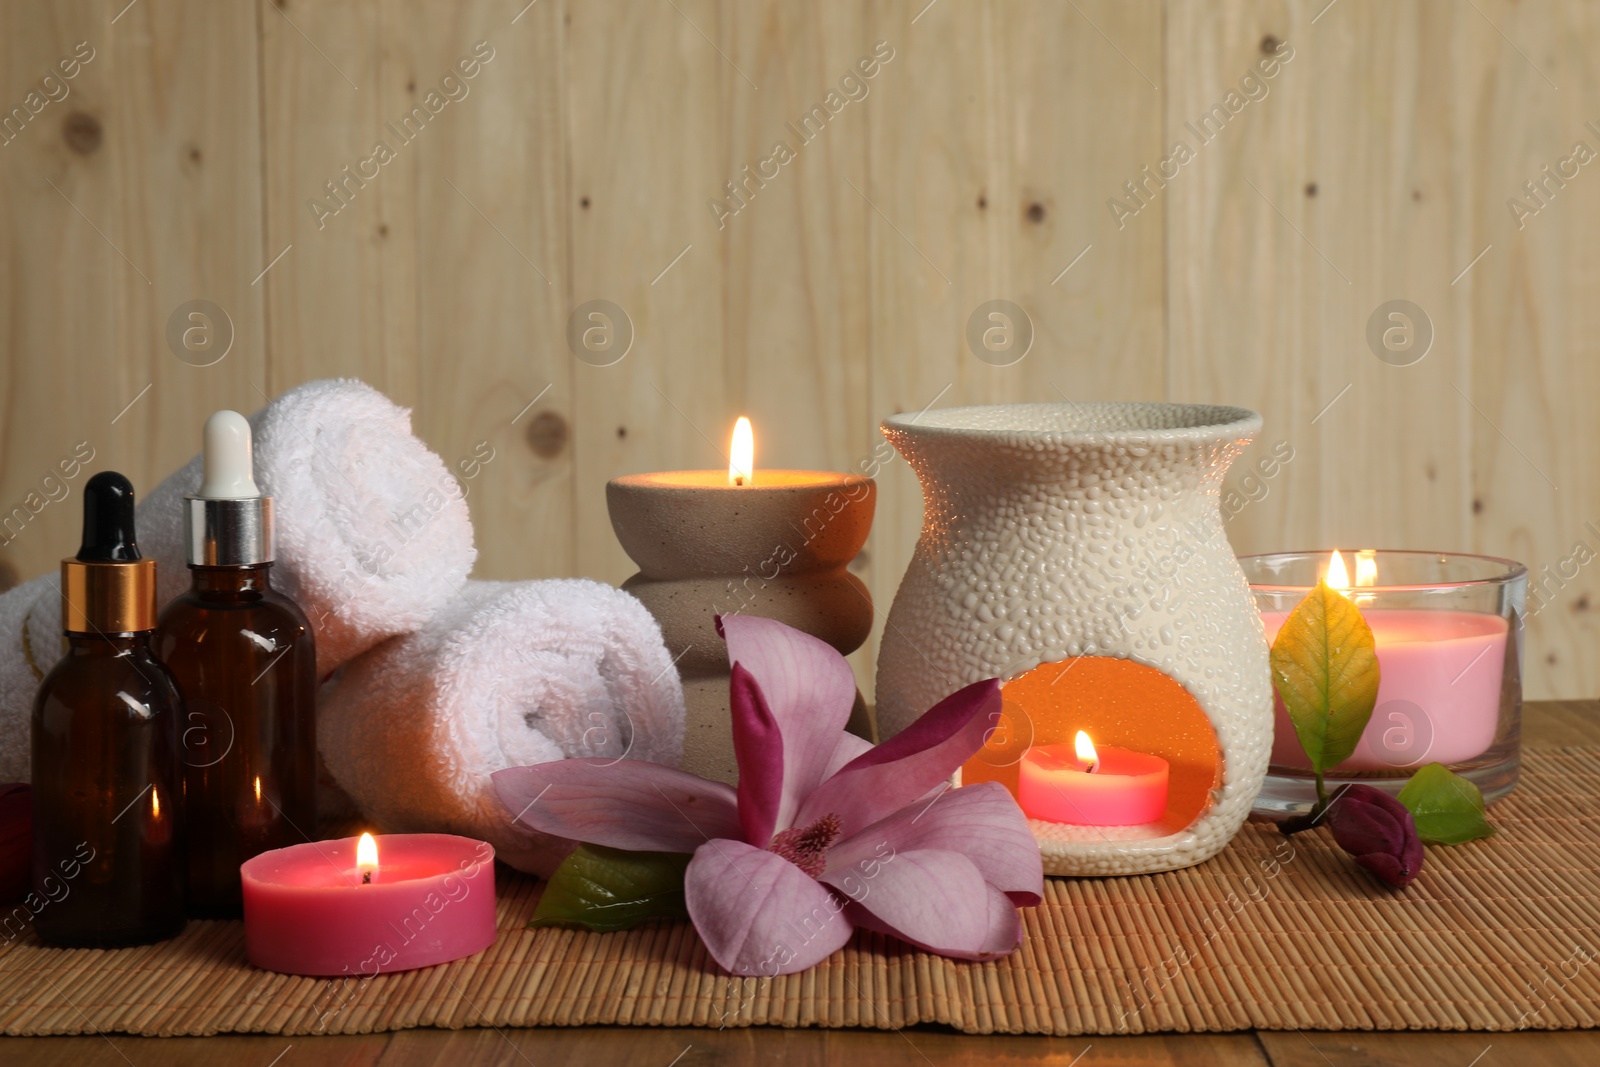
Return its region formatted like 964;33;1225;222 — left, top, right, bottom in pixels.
156;562;315;917
31;471;186;947
154;409;317;918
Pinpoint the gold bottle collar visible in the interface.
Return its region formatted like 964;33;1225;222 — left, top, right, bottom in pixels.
60;558;157;634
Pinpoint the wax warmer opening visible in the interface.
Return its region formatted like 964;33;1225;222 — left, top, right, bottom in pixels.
961;657;1222;837
886;401;1259;439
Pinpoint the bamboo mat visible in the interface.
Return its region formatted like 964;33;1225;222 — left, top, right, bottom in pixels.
1;747;1597;1038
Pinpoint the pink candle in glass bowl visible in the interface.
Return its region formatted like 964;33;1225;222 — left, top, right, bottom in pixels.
241;833;496;977
1257;550;1511;772
1262;609;1507;770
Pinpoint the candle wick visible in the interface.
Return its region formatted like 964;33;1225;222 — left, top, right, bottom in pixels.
362;871;372;885
735;475;744;486
1086;760;1098;774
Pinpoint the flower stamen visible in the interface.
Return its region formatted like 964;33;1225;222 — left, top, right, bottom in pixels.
767;813;842;878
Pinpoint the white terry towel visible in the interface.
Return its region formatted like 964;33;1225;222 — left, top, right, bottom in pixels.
0;378;476;782
0;575;59;781
318;579;686;878
138;377;477;676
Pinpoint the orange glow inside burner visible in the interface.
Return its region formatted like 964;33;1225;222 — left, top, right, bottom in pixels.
962;657;1222;834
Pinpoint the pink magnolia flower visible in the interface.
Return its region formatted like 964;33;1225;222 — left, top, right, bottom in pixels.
493;615;1043;976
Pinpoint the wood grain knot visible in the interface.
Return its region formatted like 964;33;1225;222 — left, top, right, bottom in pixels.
1025;202;1046;224
1260;35;1280;55
525;410;568;459
61;112;102;155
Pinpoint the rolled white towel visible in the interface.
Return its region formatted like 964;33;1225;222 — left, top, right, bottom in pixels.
0;576;58;781
138;378;476;675
318;579;686;877
0;378;476;783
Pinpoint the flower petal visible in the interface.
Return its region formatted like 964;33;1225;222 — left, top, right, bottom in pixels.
820;847;1020;960
684;838;854;976
823;781;1043;905
493;760;740;854
798;678;1001;836
717;614;857;827
730;662;783;846
822;732;875;780
847;880;1022;960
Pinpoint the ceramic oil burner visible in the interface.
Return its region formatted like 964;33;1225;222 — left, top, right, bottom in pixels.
875;402;1271;876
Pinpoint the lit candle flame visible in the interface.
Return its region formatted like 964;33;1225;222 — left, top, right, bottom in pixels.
253;776;262;803
1355;549;1378;587
1074;730;1099;773
151;787;160;819
357;832;378;884
1325;549;1350;591
729;416;754;487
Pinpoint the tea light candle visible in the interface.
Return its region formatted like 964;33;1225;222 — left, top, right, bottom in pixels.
1018;731;1170;826
241;832;496;977
605;415;875;580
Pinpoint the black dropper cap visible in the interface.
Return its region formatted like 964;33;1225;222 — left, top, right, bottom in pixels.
77;471;142;562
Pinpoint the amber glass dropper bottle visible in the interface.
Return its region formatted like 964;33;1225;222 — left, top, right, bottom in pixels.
31;471;187;947
156;410;316;918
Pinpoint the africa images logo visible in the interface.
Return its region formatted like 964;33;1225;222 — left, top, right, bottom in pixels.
306;42;497;230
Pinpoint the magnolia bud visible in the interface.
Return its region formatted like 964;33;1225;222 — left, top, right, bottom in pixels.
1326;785;1424;888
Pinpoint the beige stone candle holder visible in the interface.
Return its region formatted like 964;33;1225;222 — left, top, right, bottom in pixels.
606;471;876;782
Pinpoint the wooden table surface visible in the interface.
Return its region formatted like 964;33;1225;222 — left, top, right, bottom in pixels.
4;701;1597;1066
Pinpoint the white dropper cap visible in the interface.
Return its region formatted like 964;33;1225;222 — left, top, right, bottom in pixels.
196;410;261;499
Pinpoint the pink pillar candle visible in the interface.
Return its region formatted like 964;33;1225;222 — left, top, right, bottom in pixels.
241;834;497;977
1263;609;1508;771
1018;744;1170;825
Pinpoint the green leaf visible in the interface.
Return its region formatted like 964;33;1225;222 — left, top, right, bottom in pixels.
1268;580;1381;774
1397;762;1496;845
530;844;692;932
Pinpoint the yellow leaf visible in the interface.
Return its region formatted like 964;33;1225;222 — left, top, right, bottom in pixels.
1268;581;1381;774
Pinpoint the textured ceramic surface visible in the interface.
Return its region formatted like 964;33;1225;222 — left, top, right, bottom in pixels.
875;402;1272;876
607;473;875;782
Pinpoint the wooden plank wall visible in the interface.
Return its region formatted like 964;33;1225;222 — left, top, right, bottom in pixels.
0;0;1594;701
